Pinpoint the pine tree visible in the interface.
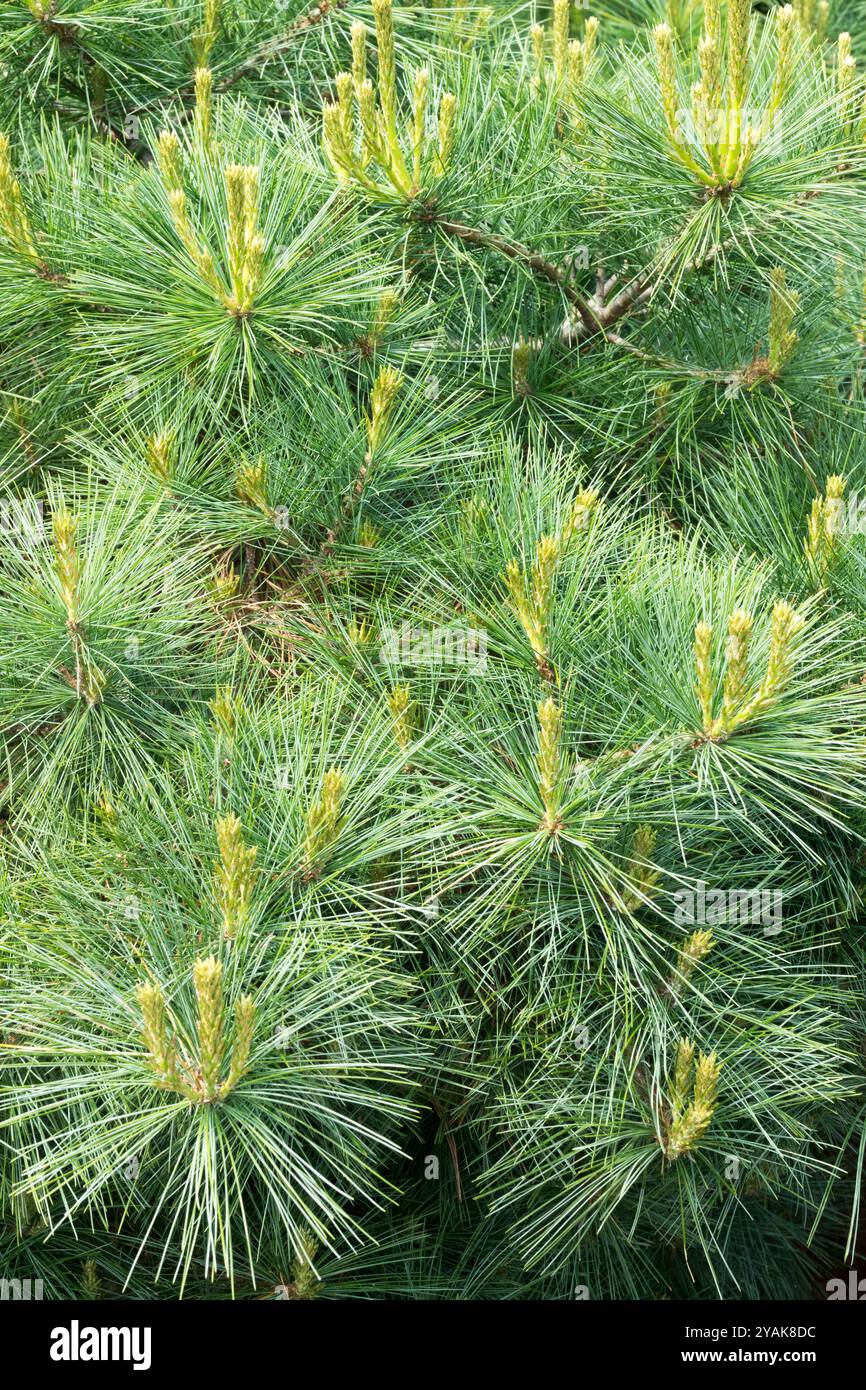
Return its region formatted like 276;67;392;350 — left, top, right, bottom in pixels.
1;0;866;1300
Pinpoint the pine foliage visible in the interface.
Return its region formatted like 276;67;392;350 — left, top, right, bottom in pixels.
2;0;866;1301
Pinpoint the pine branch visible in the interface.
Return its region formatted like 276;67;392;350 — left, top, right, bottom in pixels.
218;1;350;93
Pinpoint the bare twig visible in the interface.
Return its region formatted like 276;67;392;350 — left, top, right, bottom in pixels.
127;0;350;115
428;215;606;335
218;0;349;93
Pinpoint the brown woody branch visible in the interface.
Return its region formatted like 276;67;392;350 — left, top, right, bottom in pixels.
429;215;606;335
218;0;349;92
128;0;350;116
430;215;799;390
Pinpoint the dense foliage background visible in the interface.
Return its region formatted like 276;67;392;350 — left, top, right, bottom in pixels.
1;0;866;1300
